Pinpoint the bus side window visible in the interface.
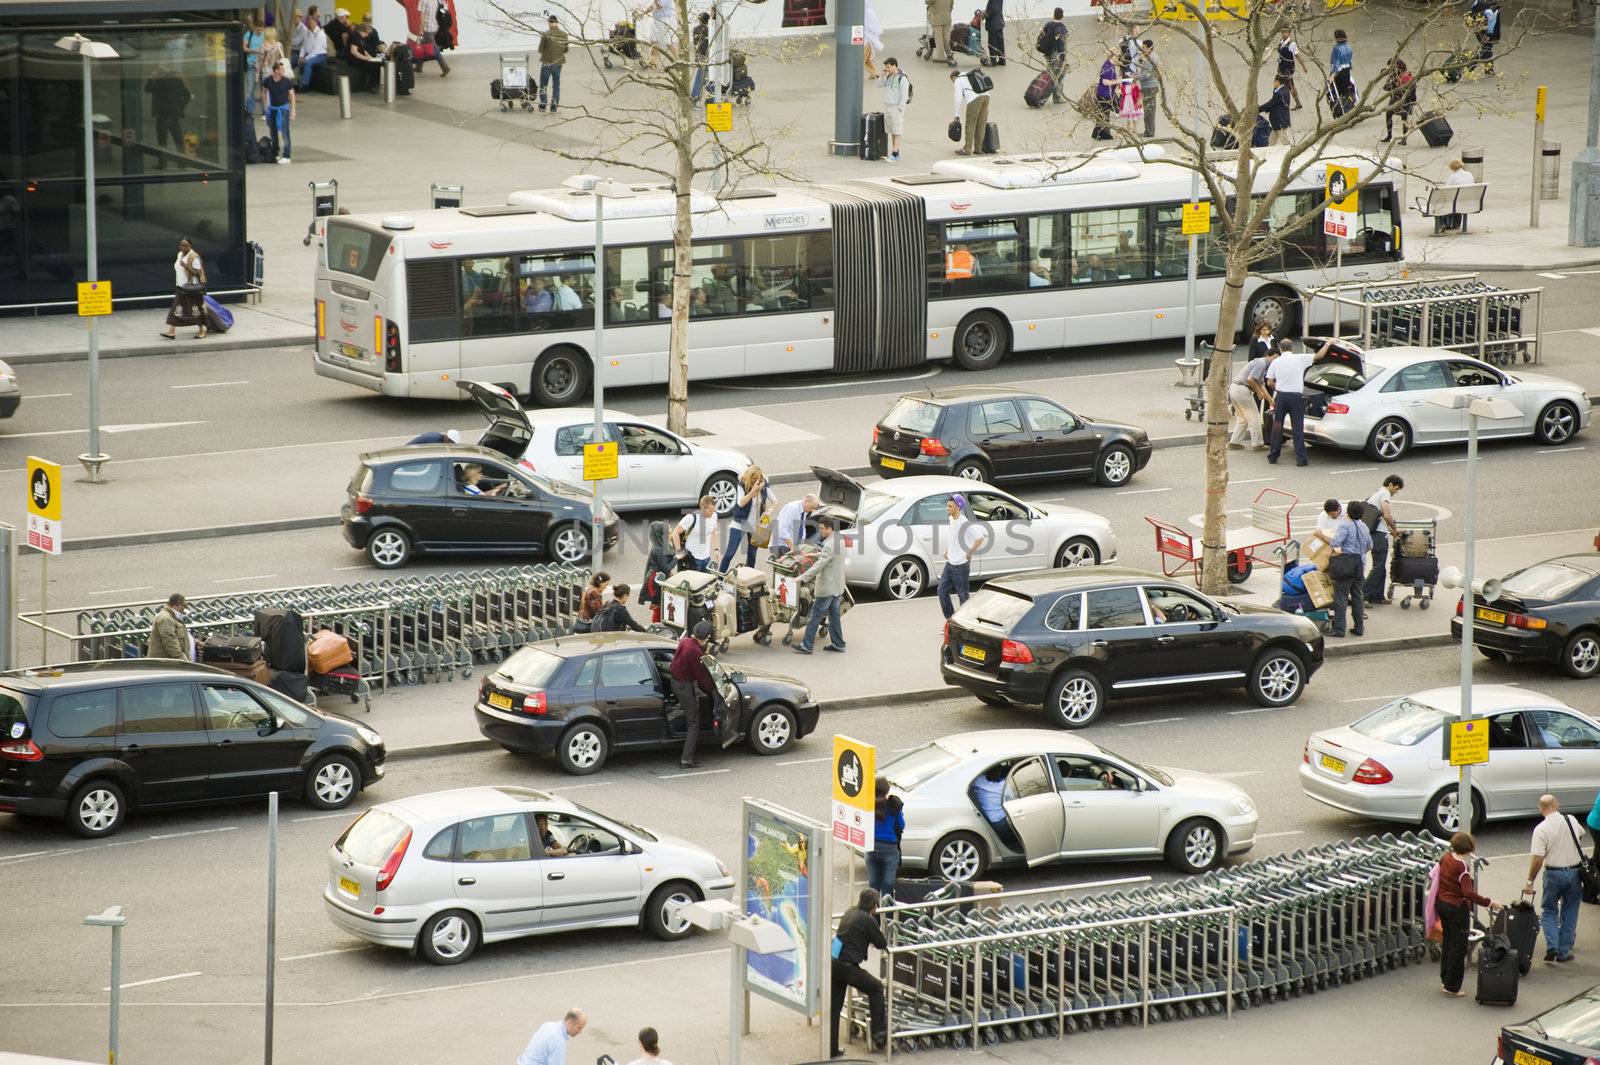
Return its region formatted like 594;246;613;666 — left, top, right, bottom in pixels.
605;246;653;325
459;256;517;337
747;233;824;313
1027;214;1066;288
1150;204;1212;278
1348;185;1397;262
1069;208;1148;284
942;219;1024;296
518;252;594;333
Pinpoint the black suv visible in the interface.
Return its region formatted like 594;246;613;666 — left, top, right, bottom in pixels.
870;386;1153;488
0;661;386;837
941;568;1324;728
341;444;620;569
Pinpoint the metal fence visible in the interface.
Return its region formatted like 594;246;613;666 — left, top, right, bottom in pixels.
860;832;1438;1057
1299;274;1542;367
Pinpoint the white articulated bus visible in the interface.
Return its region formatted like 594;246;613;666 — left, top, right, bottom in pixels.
312;146;1403;404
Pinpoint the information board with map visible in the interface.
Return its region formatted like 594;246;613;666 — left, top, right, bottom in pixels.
741;799;825;1014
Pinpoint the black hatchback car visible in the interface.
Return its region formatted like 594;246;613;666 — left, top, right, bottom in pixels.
474;633;821;774
0;661;386;838
1452;553;1600;679
940;568;1325;728
341;444;620;569
869;386;1153;488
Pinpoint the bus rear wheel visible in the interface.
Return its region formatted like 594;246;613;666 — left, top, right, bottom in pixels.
953;311;1008;371
1244;286;1299;338
531;348;592;407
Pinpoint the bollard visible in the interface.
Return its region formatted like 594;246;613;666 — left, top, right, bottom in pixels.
383;59;396;104
1542;141;1562;200
1462;146;1485;183
337;73;352;119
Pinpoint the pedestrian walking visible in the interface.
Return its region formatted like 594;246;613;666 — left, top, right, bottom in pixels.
1039;8;1069;103
626;1026;671;1065
537;14;568;113
670;495;720;572
297;16;328;89
259;27;285;95
690;11;711;101
160;238;207;340
1381;58;1415;144
595;583;647;633
642;0;673;67
668;621;716;768
261;60;296;165
1526;794;1587;963
774;493;819;558
1259;74;1291;144
927;0;956;63
830;888;888;1057
795;516;846;654
243;11;265;116
642;520;676;621
720;466;774;571
516;1008;587;1065
867;777;904;900
1436;833;1498;997
863;2;884;75
432;0;457;69
878;58;912;162
1265;337;1330;466
1328;28;1355;115
1363;474;1403;604
983;0;1005;65
1277;25;1302;109
578;571;610;627
1470;0;1499;71
147;593;190;659
950;67;991;156
1327;500;1371;638
1228;339;1275;450
1090;49;1118;140
938;494;986;618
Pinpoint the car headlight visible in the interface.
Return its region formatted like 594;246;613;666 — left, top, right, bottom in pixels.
1232;797;1256;817
355;724;383;746
715;858;730;878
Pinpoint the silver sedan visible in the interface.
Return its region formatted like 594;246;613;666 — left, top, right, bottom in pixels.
1298;346;1590;462
882;730;1258;881
1299;685;1600;837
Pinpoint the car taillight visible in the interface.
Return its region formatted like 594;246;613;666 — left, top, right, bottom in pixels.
919;437;949;458
943;621;950;645
872;425;880;444
354;494;374;515
519;458;537;473
375;828;412;892
1455;597;1464;617
0;738;42;762
315;298;326;341
1325;401;1350;415
1001;639;1032;664
1507;611;1548;630
1302;740;1310;765
1352;758;1393;785
385;320;401;373
521;692;547;716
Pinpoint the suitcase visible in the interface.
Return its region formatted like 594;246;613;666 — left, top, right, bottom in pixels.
202;295;234;333
1391;553;1439;587
395;59;415;95
243;115;261;164
981;121;1000;154
491;76;505;99
245;240;265;286
1024;69;1054;108
1475;932;1520;1005
1304;570;1335;609
1210;114;1238;150
201;635;265;665
214;658;272;684
307;629;355;674
712;590;737;643
1420;114;1453;147
268;669;311;703
255;608;308;672
1398;529;1431;558
1493;901;1540;976
859;111;887;160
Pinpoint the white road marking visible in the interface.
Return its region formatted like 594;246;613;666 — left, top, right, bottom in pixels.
28;392;74;399
103;971;201;991
100;421;207;434
545;780;613;790
213;574;279;584
1115;716;1183;727
1537;272;1567;280
1536;446;1587;455
1327;466;1379;475
701;368;942;392
88;586;155;597
145;826;237;841
1255;830;1306;840
1232;477;1277;484
0;850;55;863
1210;770;1267;779
657;768;733;779
170;380;251;390
1114;487;1171;496
332;565;370;571
0;428;96;439
775;755;833;766
1339;694;1402;703
280;947;364;962
1227;706;1283;716
290;811;361;823
1432;458;1468;465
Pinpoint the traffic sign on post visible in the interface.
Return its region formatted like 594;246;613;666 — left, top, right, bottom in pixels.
582;441;618;482
1181;201;1211;235
1445;717;1490;767
76;281;112;317
25;456;62;554
831;734;875;852
1323;163;1360;238
705;101;733;133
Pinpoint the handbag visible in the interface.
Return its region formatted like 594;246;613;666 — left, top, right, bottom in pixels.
947;117;961;142
1560;815;1600;904
749;513;773;549
1328;552;1360;580
179;252;206;295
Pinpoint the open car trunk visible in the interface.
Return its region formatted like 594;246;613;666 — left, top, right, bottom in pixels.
457;380;533;461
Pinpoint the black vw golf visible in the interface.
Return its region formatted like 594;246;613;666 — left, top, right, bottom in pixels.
1452;553;1600;679
940;568;1325;728
474;633;821;774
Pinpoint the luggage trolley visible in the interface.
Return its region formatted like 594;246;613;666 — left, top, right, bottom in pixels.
770;546;853;647
495;54;533;111
1388;519;1439;609
1146;488;1299;587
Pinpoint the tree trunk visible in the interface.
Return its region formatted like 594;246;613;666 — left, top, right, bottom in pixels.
1198;261;1248;595
665;0;694;437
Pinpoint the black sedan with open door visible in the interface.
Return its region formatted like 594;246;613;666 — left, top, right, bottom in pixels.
1452;554;1600;679
473;633;821;773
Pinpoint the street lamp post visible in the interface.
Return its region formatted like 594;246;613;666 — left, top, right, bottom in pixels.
57;34;118;484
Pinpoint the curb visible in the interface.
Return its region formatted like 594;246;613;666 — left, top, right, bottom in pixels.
8;334;313;366
1425;257;1600;273
381;632;1454;763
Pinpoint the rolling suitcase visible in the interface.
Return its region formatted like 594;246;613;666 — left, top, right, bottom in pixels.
214;658;272;684
1475;932;1520;1005
1391;553;1439;588
859;111;887;160
1024;69;1054;108
307;629;355;674
201;635;265;664
202;295;234;334
981;121;1000;154
1493;901;1540;976
1420;114;1453;147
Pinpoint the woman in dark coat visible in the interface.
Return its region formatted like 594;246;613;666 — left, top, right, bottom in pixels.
983;0;1004;65
161;237;207;340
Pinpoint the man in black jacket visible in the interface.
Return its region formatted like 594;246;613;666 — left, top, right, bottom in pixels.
594;584;646;632
830;888;888;1058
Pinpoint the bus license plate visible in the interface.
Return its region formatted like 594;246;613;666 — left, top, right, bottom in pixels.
338;343;366;360
1475;607;1507;625
880;456;906;471
488;692;514;710
961;644;986;663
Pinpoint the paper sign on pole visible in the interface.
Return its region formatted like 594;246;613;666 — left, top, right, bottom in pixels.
831;735;875;852
25;457;62;555
76;281;112;317
1535;85;1547;122
1322;163;1360;239
1181;202;1211;235
582;441;618;481
850;24;864;44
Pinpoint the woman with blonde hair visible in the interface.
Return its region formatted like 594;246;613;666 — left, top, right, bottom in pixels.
719;464;772;572
259;25;286;98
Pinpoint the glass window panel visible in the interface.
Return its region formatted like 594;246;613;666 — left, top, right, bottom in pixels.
457;813;533;862
1026;214;1066;288
119;683;199;734
599;651;655;688
1085;587;1146;629
460;256;516;337
1007;758;1052;799
605;245;656;323
1019;398;1074;432
1152;204;1218;279
1347;184;1398;262
47;689;117;739
517;251;594;332
941;219;1025;295
202;686;273;731
1391;361;1450;391
745;232;830;312
542;813;625;856
1069;207;1148;283
573;657;599;687
968;400;1023;436
424;825;457;860
660;241;744;319
384;461;444;494
1045;593;1082;632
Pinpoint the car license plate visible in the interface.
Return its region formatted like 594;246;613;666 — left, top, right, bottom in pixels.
488;692;514;710
1319;753;1347;775
880;456;906;471
1476;607;1507;625
1514;1051;1553;1065
961;644;987;663
338;342;366;360
338;876;361;898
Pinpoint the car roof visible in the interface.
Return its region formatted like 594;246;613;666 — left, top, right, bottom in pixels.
0;659;233;691
522;408;664;428
895;386;1040;405
361;444;515;465
1360;346;1482;370
1405;685;1574;715
532;632;678;656
867;474;1020;499
382;786;569;824
934;729;1104;758
982;566;1168;597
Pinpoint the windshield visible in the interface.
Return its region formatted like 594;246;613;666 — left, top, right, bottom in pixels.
325;222;393;282
881;398;942;435
881;742;962;791
1097;745;1174;786
575;801;657;842
1533;989;1600;1048
1305;363;1367;395
1351;697;1451;746
336;809;409;864
1501;562;1593;602
494;647;565;688
856;489;899;525
953;588;1033;631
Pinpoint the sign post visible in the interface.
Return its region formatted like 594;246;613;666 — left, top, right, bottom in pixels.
26;457;62;665
1323;164;1359;337
831;734;876;853
1533;85;1548;228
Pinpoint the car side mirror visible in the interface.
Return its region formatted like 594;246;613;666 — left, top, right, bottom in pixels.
259;715;281;735
1213;609;1229;623
729;670;747;684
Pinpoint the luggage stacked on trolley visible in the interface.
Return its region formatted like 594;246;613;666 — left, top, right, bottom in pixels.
1389;519;1439;609
864;833;1438;1055
602;20;638;68
653;564;775;653
491;53;534;111
770;543;853;647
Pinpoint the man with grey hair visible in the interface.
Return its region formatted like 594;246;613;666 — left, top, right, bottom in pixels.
774;492;820;558
517;1008;587;1064
1526;793;1587;962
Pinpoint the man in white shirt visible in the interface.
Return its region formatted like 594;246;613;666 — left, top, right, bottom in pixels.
550;276;583;311
1363;474;1403;603
1311;498;1343;546
1526;794;1587;963
774;494;819;557
516;1008;586;1065
297;17;329;89
1265;337;1330;467
938;494;987;619
670;494;720;571
950;68;990;157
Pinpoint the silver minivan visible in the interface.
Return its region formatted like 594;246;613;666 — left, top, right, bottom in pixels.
323;785;734;964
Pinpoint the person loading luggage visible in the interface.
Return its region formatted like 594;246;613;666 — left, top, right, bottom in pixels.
830;888;888;1058
668;621;716;769
1436;832;1499;996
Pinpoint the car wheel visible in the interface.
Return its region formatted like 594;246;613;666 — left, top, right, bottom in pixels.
952;311;1008;371
1244;286;1298;337
1053;537;1100;569
1422;785;1483;838
1535;400;1580;445
305;754;361;809
66;779;126;839
702;473;740;516
530;347;591;407
880;556;928;599
1166;818;1225;874
930;831;988;883
547;523;590;564
1247;649;1305;707
557;722;609;775
1365;418;1411;462
1562;629;1600;679
644;882;702;940
1095;444;1135;487
418;909;479;965
952;458;989;482
748;703;797;755
366;527;411;569
1046;669;1105;729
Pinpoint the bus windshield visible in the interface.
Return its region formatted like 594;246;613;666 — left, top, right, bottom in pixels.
326;223;392;281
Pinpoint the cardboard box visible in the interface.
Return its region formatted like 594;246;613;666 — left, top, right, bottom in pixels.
970;880;1005;908
1302;537;1332;571
1304;570;1335;609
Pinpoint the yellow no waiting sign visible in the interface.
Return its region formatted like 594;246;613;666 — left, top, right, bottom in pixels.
77;280;112;317
582;441;618;481
1181;202;1211;235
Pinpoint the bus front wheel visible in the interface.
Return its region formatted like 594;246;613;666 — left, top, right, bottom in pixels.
953;312;1009;371
531;348;592;407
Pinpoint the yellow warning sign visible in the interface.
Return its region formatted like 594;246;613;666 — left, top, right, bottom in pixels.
1448;718;1490;767
582;441;618;481
1181;202;1211;236
705;101;733;133
76;281;112;317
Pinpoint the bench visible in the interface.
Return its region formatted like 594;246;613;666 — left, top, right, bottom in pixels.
1414;182;1488;233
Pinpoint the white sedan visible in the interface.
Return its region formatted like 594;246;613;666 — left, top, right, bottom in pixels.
458;381;752;513
1298;345;1590;462
1299;685;1600;838
813;467;1115;600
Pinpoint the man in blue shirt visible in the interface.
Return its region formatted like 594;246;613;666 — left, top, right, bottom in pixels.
1328;500;1372;637
516;1008;586;1065
1277;560;1319;613
972;763;1021;850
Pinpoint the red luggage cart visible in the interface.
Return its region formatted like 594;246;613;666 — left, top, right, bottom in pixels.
1145;488;1299;586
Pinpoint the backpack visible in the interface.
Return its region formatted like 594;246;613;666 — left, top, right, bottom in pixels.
966;68;993;94
900;72;913;103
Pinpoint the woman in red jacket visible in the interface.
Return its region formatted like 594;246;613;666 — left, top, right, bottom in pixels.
1437;832;1500;996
